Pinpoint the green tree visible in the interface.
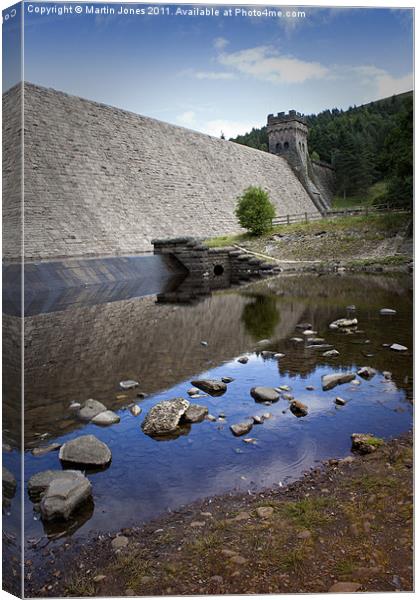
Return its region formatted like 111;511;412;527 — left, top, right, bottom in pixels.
241;295;280;341
235;186;276;235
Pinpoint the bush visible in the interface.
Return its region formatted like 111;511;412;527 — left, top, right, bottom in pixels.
235;186;276;235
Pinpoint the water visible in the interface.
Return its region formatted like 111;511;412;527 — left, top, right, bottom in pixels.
2;272;413;552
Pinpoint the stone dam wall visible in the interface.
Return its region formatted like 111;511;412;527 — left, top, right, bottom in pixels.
3;83;319;261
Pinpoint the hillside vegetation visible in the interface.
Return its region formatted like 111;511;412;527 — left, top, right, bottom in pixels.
231;92;413;209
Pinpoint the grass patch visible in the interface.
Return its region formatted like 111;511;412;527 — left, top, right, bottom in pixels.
280;542;311;573
65;574;97;597
281;497;333;530
110;551;152;591
336;559;358;576
332;182;388;209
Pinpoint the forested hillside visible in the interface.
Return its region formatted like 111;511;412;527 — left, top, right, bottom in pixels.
231;92;413;208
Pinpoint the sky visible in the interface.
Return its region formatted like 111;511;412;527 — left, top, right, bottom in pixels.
3;2;414;138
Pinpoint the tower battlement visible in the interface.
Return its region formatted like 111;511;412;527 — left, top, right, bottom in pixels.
267;110;307;127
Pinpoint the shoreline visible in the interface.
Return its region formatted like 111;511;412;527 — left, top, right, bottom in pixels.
24;431;413;597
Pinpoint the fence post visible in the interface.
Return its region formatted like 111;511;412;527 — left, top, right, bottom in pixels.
305;212;308;223
287;214;290;225
365;206;369;217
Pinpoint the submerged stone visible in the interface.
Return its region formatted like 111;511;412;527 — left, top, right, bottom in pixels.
357;366;377;380
322;372;356;391
191;379;227;396
119;380;139;390
237;356;249;364
379;308;397;315
390;343;408;352
78;399;107;421
230;421;253;437
351;433;384;455
250;387;280;403
40;472;92;522
183;404;208;423
91;410;120;426
329;318;358;328
290;400;308;417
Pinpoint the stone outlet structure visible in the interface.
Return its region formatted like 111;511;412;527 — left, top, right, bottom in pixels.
267;110;334;211
3;83;323;263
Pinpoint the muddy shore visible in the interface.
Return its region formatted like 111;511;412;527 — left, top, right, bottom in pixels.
25;432;413;597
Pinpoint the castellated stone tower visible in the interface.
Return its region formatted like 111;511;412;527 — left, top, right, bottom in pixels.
267;111;332;213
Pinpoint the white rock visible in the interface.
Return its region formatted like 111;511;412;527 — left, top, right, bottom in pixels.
91;410;120;426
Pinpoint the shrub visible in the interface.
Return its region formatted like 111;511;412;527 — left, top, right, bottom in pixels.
235;186;276;235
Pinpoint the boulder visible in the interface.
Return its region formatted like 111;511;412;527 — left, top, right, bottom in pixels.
323;349;340;358
322;372;356;391
250;387;280;403
78;399;108;421
390;343;408;352
290;400;308;417
230;421;253;437
183;404;208;423
40;472;92;521
329;318;358;329
256;506;274;519
252;415;265;425
2;466;16;498
59;435;112;468
237;356;249;364
191;379;227;396
111;535;129;551
351;433;384;455
91;410;120;426
187;387;200;396
379;308;397;315
142;398;190;436
335;397;347;406
357;366;377;380
28;469;83;501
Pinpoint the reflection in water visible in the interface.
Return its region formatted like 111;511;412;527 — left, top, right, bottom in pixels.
1;272;413;561
241;294;281;340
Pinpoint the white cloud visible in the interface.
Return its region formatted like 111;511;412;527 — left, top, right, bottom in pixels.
176;111;197;127
200;119;260;139
218;46;329;84
339;64;413;101
193;71;236;81
213;37;229;50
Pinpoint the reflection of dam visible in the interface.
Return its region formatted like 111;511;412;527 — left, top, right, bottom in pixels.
10;289;306;446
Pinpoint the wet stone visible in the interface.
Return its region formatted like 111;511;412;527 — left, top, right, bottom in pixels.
390;343;408;352
250;387;280;403
237;356;249;364
191;379;227;396
119;380;139;390
290;400;308;417
230;421;253;437
351;433;384;455
322;372;356;390
91;410;120;426
357;366;377;380
142;398;190;436
31;443;61;457
40;472;92;522
183;404;208;423
59;435;112;468
78;399;107;422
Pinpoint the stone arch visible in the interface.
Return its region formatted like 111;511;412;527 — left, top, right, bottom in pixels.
284;141;289;150
275;142;282;152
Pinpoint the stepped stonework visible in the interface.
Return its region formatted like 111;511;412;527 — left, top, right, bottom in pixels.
3;83;321;262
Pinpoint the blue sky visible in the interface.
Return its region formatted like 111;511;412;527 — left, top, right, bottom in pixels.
5;2;414;137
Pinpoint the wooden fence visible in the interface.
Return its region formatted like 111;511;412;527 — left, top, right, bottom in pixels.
272;203;408;226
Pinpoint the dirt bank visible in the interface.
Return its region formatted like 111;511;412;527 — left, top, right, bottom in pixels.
28;432;413;597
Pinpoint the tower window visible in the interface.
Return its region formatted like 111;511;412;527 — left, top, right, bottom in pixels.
275;142;282;152
302;143;305;152
284;141;289;150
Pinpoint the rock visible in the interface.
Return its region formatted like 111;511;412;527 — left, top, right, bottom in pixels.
250;387;280;403
278;385;291;391
302;329;317;336
261;350;276;358
329;318;358;328
191;379;227;396
78;399;107;421
136;392;148;399
383;371;392;380
229;555;247;565
28;470;82;501
221;377;235;383
200;341;208;346
328;582;361;593
297;529;311;539
243;438;257;444
93;575;107;583
40;472;92;521
379;308;397;315
142;398;190;436
119;380;139;390
262;412;273;420
59;435;112;467
256;339;271;346
323;349;340;357
2;467;16;498
252;415;264;425
31;443;61;457
206;414;217;422
290;337;303;342
346;305;356;311
129;405;142;416
306;385;315;391
125;589;135;596
91;410;120;426
190;521;206;528
351;380;361;386
256;506;274;518
296;322;312;330
306;337;325;345
390;343;408;352
351;433;384;455
183;404;208;423
335;397;346;406
209;575;223;585
2;442;12;453
357;366;377;380
283;393;294;402
290;400;308;417
322;372;356;390
230;421;253;437
111;535;129;550
237;356;249;364
187;387;200;396
68;402;81;412
274;353;285;359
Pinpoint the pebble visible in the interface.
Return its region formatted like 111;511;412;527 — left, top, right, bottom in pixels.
129;405;142;416
306;385;315;391
119;380;139;390
111;536;129;550
256;506;274;519
335;397;346;406
237;356;249;364
190;521;206;528
93;575;106;583
229;555;248;565
390;343;408;352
